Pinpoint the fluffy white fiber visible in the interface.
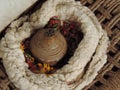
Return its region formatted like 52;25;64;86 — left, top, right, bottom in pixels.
0;0;109;90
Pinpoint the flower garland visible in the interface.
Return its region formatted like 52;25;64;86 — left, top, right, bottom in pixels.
20;16;83;74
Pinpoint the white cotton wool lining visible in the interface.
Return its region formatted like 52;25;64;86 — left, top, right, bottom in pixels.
0;0;109;90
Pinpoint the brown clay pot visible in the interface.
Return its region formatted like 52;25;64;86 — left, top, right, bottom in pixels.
30;29;67;66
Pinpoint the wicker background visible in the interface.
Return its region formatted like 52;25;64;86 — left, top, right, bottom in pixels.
0;0;120;90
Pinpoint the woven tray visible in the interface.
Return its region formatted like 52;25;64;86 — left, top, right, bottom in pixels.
0;0;120;90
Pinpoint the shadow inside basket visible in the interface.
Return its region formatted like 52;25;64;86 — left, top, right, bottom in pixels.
20;17;84;74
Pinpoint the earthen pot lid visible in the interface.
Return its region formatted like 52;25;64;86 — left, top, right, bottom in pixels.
30;29;67;66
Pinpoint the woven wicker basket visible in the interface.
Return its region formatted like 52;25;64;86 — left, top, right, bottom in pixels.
0;0;120;90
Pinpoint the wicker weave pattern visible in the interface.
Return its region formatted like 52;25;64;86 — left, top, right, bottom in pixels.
0;0;120;90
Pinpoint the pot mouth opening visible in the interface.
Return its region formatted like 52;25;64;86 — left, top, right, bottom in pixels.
20;16;84;75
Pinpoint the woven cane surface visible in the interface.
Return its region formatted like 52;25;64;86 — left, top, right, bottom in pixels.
0;0;120;90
